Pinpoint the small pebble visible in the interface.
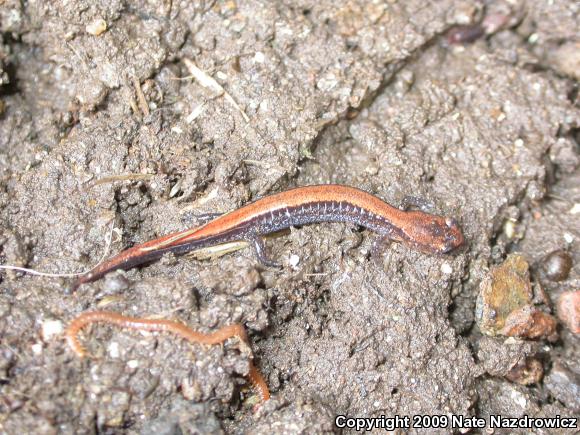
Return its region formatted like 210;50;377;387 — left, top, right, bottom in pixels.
541;250;572;282
41;319;64;341
102;274;130;293
289;254;300;267
481;13;510;34
108;342;120;358
446;24;484;44
503;219;516;239
557;290;580;334
86;18;107;36
440;262;453;274
181;377;202;401
500;305;557;340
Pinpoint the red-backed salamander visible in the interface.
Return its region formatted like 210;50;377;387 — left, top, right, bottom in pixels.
73;184;464;289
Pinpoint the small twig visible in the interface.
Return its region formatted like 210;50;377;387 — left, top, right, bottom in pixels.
185;240;249;260
169;74;195;81
0;221;116;278
65;42;90;70
183;58;250;122
133;77;150;117
186;102;206;123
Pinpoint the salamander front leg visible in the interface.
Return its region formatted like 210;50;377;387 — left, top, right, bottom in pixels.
400;196;434;212
250;236;281;268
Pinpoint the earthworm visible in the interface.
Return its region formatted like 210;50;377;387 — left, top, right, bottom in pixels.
66;311;270;403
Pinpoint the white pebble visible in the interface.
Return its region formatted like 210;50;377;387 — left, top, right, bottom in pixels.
504;337;519;345
108;342;120;358
440;263;453;274
289;254;300;267
41;319;64;341
86;18;107;36
259;99;269;112
503;219;516;239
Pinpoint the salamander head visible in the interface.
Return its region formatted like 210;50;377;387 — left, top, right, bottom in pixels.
400;212;465;254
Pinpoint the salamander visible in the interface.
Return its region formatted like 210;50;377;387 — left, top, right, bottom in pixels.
73;184;464;288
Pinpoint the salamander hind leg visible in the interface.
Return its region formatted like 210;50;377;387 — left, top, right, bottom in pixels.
250;236;281;268
370;235;395;259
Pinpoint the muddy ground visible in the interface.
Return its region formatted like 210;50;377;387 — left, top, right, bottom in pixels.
0;0;579;434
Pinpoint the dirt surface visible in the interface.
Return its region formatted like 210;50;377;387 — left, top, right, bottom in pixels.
0;0;579;434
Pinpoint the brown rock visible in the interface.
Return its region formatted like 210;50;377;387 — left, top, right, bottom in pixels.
500;305;557;340
476;254;534;336
557;290;580;334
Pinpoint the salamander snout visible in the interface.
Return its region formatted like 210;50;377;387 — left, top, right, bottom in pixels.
441;217;464;253
400;212;465;254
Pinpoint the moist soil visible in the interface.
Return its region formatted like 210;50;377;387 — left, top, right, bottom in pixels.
0;1;579;434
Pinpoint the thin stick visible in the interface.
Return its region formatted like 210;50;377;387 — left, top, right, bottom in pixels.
133;77;150;117
183;58;250;122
